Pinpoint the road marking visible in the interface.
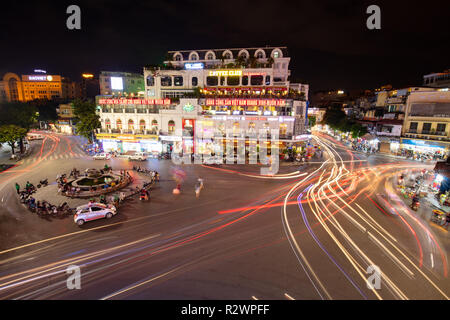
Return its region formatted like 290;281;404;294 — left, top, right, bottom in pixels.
431;253;434;268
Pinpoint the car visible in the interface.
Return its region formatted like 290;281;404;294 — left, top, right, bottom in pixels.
203;155;223;165
93;153;111;160
74;203;117;226
129;152;147;161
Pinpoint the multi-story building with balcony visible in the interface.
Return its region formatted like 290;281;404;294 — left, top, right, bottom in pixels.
96;47;309;156
423;70;450;88
401;90;450;157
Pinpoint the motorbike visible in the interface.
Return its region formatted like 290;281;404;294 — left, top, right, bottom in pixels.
411;201;420;211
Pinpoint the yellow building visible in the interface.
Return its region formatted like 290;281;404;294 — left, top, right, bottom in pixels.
0;72;78;102
401;89;450;156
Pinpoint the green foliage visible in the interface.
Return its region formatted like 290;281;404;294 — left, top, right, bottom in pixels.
308;116;316;127
0;101;37;129
0;125;28;154
29;99;58;121
322;105;367;138
72;100;101;143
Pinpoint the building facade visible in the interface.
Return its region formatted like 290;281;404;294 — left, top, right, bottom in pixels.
401;90;450;157
423;70;450;88
0;72;78;102
99;71;145;97
96;47;309;156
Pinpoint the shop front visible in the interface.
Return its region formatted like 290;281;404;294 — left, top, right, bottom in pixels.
96;133;161;154
399;138;449;160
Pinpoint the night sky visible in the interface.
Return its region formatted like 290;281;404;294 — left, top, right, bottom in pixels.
1;0;449;92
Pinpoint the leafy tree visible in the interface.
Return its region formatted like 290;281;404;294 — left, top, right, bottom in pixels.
308;116;316;127
29;99;58;121
0;125;28;154
321;105;346;130
0;101;37;152
72;100;100;143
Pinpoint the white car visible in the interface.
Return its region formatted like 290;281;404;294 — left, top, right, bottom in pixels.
129;152;147;161
74;203;117;226
93;153;111;160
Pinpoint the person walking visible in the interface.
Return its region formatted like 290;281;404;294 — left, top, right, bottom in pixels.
15;183;20;194
119;192;125;204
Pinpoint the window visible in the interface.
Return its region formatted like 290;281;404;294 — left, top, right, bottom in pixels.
161;76;172;86
128;119;134;130
206;76;218;86
437;123;446;133
139;120;146;131
146;76;154;86
227;76;240;86
174;54;182;61
251;75;263;86
105;119;111;129
91;207;103;212
151;119;158;132
174;76;183;86
191;53;198;60
265;76;271;85
168;120;175;133
422;123;432;133
256;51;264;59
116;119;122;129
192;77;198;86
409;122;418;132
206;53;214;60
224;52;232;59
280;123;287;135
273;51;280;58
242;76;249;86
220;77;225;86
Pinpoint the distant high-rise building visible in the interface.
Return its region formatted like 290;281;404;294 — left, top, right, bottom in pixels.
0;71;79;102
423;70;450;88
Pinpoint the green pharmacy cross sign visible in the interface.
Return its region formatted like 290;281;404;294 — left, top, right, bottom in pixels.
183;103;195;112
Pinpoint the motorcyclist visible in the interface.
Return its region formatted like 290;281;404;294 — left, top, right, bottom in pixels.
412;194;420;208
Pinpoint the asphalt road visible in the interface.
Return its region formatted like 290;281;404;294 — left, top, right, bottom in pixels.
0;132;448;300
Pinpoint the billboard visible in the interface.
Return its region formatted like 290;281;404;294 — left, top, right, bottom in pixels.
110;77;123;90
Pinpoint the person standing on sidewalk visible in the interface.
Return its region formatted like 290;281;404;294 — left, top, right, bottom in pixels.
15;183;20;194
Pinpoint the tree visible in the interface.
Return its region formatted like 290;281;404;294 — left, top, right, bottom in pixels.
0;125;28;155
308;116;316;127
73;100;101;143
0;101;37;153
321;105;346;130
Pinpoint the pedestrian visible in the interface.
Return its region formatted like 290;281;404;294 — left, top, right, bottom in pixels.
119;192;125;203
15;183;20;194
195;182;201;198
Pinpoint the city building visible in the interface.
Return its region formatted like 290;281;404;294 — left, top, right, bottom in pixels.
99;71;145;97
96;47;309;156
55;103;76;134
0;71;78;102
423;69;450;88
401;89;450;157
79;73;100;101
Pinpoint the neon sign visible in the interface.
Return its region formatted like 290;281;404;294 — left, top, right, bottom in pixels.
208;70;242;77
185;63;204;70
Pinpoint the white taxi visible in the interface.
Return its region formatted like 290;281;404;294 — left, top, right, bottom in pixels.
74;203;117;226
93;153;111;160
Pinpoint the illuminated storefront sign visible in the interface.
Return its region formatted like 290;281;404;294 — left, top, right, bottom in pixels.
185;63;204;70
208;70;242;77
98;98;171;105
96;133;158;141
204;98;285;106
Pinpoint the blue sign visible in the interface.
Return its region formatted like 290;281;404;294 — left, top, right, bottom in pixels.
185;63;204;70
401;139;447;149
